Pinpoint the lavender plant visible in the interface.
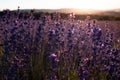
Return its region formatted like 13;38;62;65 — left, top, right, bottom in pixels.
0;10;120;80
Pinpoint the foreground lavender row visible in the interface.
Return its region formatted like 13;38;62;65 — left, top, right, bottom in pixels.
0;11;120;80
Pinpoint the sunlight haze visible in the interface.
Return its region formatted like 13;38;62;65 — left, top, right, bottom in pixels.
0;0;120;10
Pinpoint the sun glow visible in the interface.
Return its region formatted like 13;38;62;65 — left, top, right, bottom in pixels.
69;0;120;10
0;0;120;10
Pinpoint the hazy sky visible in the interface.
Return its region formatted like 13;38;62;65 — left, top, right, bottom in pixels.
0;0;120;10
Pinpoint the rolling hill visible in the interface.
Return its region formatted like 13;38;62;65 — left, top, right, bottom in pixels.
19;8;120;16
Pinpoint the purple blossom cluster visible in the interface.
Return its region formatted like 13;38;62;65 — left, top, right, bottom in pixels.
0;10;120;80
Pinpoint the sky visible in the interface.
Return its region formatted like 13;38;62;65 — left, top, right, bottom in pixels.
0;0;120;10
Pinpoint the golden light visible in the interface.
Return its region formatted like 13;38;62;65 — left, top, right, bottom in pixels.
19;0;115;10
73;0;107;10
0;0;119;10
59;0;120;10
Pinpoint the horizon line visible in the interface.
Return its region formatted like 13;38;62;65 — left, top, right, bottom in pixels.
0;8;120;11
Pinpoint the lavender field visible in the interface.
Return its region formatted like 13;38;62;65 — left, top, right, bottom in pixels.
0;10;120;80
